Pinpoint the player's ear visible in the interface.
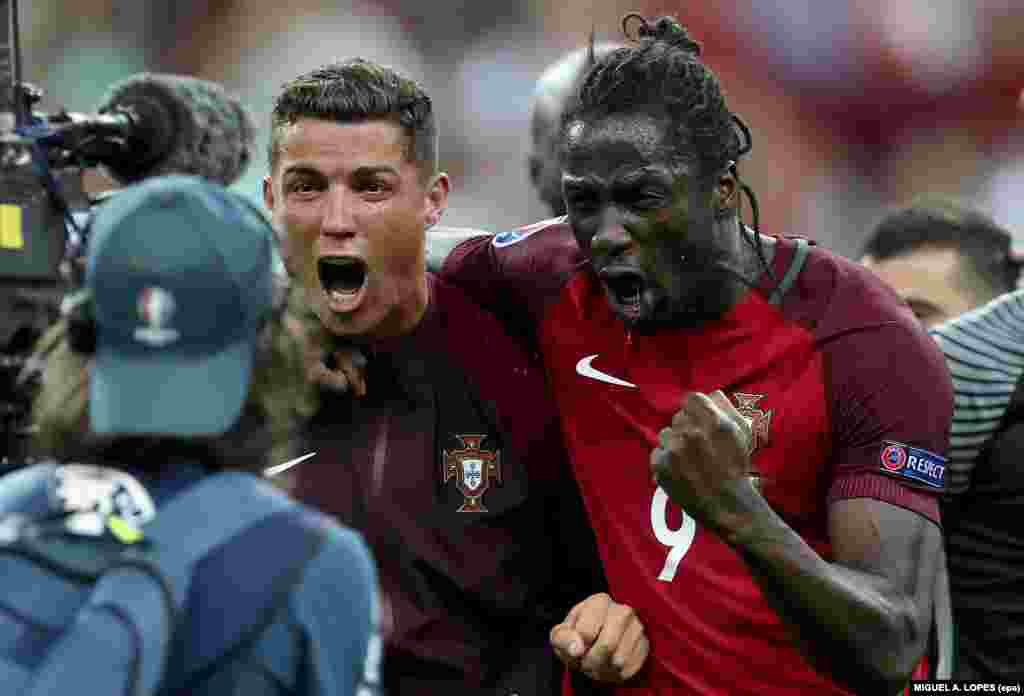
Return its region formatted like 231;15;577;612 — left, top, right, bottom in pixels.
424;172;450;229
527;154;542;188
262;175;275;211
713;169;738;215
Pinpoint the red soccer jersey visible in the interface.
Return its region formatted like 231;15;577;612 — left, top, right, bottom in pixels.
443;221;951;696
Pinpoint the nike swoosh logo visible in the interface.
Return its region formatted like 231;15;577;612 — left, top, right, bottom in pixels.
264;451;316;477
576;354;637;388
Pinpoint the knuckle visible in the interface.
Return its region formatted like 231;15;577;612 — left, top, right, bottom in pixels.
713;414;735;435
678;425;702;443
574;618;598;642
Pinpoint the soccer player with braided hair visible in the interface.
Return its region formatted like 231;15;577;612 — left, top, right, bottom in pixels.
317;13;952;695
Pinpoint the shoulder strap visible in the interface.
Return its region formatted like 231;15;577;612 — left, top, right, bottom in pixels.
145;472;326;694
768;238;811;306
141;472;295;608
161;509;326;695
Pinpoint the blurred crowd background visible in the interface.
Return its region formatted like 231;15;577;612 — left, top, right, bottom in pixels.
21;0;1024;258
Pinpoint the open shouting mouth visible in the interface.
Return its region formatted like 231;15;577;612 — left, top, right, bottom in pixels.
319;256;368;313
599;267;649;321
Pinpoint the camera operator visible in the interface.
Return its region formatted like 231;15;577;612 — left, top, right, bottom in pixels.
0;71;256;467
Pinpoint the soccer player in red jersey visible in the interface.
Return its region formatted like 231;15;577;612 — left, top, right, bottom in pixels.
433;15;952;696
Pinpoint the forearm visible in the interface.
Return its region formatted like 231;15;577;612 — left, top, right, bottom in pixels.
932;546;953;679
729;500;925;694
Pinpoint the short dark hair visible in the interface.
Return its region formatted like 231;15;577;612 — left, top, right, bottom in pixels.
863;198;1020;300
269;59;438;179
563;15;749;185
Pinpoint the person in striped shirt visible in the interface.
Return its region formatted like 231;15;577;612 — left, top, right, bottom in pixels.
931;286;1024;681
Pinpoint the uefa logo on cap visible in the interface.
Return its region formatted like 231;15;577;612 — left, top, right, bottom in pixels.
133;286;180;347
880;444;907;472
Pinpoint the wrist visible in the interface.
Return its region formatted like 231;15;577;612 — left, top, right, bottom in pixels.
717;481;782;551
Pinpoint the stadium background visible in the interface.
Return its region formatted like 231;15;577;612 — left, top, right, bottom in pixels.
21;0;1024;258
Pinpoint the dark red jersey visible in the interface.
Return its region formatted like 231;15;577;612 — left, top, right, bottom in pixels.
443;221;952;696
292;274;603;695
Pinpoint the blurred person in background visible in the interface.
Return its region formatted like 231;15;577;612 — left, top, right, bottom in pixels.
931;286;1024;681
528;41;622;217
861;198;1021;327
428;14;951;695
263;60;618;695
5;175;379;696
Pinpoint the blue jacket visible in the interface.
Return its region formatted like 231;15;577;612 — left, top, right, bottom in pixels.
0;461;380;696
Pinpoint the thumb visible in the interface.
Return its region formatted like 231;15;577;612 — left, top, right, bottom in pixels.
550;623;586;659
333;349;368;398
309;358;352;393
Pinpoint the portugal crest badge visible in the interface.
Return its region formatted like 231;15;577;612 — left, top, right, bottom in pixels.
732;392;773;455
442;435;502;512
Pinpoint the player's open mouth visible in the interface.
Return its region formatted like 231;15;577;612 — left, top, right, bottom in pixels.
600;268;647;318
319;256;368;313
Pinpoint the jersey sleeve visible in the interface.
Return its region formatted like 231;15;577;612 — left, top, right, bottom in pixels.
291;524;381;696
440;218;583;339
823;319;953;525
440;233;515;317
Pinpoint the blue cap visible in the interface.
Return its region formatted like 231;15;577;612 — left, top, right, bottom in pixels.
85;175;274;437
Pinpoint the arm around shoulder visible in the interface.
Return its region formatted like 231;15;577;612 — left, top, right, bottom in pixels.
426;225;490;274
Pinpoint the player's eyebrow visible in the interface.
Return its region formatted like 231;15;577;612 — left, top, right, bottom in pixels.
615;166;674;185
350;165;400;178
281;164;322;177
280;163;401;184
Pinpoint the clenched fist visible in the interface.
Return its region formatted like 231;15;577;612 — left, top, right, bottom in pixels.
550;592;649;683
650;390;763;544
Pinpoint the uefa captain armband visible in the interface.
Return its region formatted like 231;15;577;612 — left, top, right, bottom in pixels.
878;441;946;491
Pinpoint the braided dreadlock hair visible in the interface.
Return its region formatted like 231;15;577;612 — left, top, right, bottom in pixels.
563;14;772;279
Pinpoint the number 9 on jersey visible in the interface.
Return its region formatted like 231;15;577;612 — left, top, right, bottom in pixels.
650;486;697;582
